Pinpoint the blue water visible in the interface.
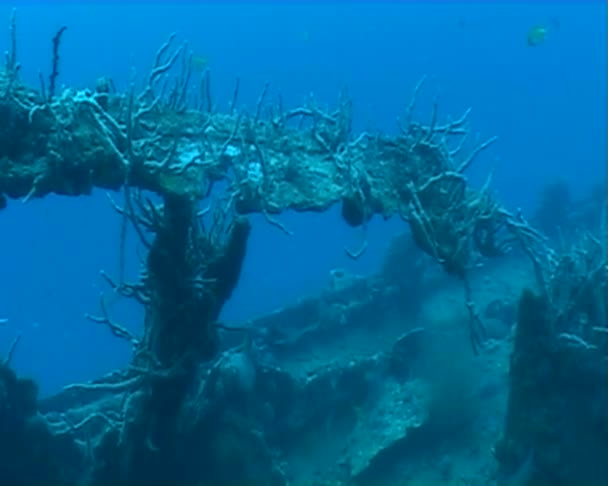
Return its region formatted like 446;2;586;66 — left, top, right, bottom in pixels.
0;1;605;396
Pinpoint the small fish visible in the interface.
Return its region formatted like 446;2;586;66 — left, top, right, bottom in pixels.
299;28;312;43
527;18;559;47
527;25;549;46
191;54;209;72
0;318;7;325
